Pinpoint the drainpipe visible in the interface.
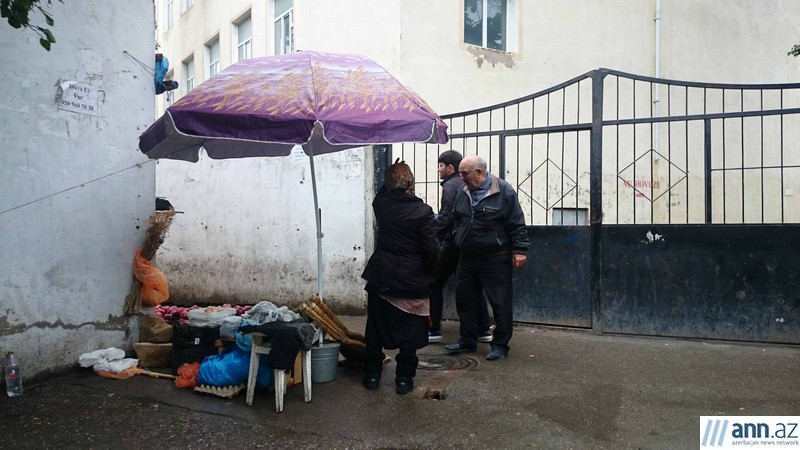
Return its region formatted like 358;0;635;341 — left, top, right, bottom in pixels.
654;0;661;160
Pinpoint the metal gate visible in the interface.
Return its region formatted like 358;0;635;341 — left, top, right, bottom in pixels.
388;69;800;343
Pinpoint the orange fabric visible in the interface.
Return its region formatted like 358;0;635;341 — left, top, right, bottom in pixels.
95;367;139;380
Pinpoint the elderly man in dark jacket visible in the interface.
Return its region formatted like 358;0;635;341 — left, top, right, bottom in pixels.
361;160;438;394
430;150;493;343
444;154;529;361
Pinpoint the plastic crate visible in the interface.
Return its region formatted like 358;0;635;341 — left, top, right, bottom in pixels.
172;323;220;351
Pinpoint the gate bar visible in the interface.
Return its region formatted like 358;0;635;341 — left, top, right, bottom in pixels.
590;69;608;333
704;119;712;224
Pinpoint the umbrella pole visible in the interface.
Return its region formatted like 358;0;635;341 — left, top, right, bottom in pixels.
307;144;324;303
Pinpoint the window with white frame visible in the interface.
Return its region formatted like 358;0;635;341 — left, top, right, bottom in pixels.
274;0;293;55
236;17;252;61
464;0;518;52
166;0;174;29
184;58;195;94
181;0;195;13
207;39;220;77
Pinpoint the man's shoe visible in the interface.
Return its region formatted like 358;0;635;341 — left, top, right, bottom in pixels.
428;330;442;342
444;342;476;353
363;373;381;389
395;377;414;395
477;330;493;342
486;348;507;361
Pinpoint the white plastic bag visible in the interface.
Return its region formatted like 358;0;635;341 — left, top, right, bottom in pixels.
188;306;236;327
219;315;243;338
79;347;126;368
241;301;300;325
93;358;139;373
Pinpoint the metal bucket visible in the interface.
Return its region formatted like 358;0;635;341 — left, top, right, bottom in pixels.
310;342;340;383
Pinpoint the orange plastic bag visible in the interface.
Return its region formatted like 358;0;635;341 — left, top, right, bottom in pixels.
175;362;200;389
133;249;169;307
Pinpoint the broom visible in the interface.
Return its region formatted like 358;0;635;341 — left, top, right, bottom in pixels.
298;302;365;362
123;209;177;315
309;295;365;341
95;367;178;380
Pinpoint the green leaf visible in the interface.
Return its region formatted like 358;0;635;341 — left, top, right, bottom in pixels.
39;37;50;51
44;12;52;26
43;27;53;42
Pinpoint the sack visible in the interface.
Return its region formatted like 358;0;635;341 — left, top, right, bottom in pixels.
188;306;236;328
133;249;169;307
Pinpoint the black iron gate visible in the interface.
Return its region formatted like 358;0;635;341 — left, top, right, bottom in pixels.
389;69;800;344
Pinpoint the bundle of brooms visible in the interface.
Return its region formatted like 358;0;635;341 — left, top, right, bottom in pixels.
123;209;177;315
298;295;366;362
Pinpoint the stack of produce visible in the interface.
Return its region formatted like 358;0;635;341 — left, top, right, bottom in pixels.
156;303;252;325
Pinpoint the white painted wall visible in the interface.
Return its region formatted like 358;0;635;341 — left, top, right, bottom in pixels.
0;1;155;379
155;148;373;311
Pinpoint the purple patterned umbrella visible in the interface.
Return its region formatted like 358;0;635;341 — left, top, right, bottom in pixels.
139;51;448;161
138;51;448;300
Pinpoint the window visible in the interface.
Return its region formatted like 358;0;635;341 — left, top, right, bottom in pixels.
207;39;220;77
184;58;195;94
274;0;294;55
236;17;252;61
181;0;195;13
552;208;588;226
464;0;518;52
166;0;174;29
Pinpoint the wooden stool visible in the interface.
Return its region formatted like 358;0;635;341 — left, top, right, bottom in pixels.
245;332;311;412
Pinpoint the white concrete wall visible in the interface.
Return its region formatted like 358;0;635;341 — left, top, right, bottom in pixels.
152;0;800;310
155;148;372;311
0;1;155;379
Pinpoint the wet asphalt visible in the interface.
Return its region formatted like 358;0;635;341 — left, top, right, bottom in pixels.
1;316;798;449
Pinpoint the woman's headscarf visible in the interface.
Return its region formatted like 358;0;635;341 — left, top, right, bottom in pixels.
384;158;414;192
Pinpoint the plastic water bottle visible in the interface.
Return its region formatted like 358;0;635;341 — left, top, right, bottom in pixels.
5;351;23;397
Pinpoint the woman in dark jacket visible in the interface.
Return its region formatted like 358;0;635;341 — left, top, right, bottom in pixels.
360;160;438;394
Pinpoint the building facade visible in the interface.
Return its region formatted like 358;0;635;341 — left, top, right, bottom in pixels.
152;0;800;310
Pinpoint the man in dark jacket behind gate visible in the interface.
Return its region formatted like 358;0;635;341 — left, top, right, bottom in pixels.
444;154;529;361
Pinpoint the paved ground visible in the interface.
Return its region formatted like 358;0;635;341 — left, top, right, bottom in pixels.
1;316;798;449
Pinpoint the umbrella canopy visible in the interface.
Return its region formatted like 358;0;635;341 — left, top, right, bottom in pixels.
139;51;448;161
138;51;448;301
